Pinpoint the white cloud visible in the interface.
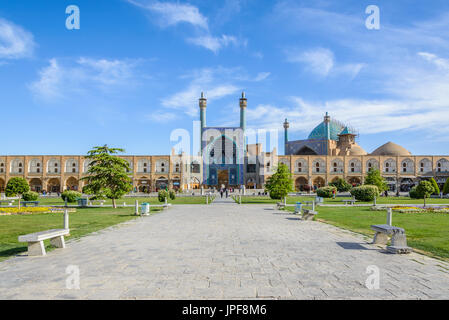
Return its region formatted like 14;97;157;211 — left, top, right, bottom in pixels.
287;48;334;76
146;112;177;122
286;47;364;78
0;18;35;59
187;34;246;53
418;52;449;70
254;72;270;81
127;0;208;29
30;58;140;101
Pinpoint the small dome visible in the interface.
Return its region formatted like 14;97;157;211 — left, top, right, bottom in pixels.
371;142;411;156
349;145;367;155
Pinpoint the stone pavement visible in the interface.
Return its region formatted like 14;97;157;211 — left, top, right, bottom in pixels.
0;203;448;300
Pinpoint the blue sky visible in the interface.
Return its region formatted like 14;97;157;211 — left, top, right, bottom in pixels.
1;0;449;155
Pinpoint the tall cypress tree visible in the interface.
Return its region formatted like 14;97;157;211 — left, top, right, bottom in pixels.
429;177;440;195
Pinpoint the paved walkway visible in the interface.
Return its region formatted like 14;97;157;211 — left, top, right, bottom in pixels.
1;203;448;299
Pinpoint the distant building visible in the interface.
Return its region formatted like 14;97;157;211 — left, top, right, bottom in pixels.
1;95;448;193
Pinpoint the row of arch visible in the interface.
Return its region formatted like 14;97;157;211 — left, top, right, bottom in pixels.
0;159;183;174
277;158;449;174
293;176;363;191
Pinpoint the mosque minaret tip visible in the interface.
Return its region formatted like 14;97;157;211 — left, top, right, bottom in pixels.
239;91;247;132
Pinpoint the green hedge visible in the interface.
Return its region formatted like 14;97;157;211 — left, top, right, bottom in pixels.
316;186;337;198
158;190;168;202
169;190;176;200
350;185;379;201
61;190;82;203
22;191;39;201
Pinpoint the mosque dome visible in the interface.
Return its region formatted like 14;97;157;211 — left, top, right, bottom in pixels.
348;145;367;156
308;119;346;141
370;142;411;156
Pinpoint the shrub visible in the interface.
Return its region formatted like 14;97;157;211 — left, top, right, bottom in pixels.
350;185;379;201
61;190;82;203
316;186;337;198
329;178;351;192
22;191;39;201
409;186;420;199
158;190;168;202
429;178;440;195
169;190;176;200
443;177;449;195
5;177;30;197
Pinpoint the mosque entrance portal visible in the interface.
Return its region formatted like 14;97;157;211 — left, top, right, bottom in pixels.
218;169;229;188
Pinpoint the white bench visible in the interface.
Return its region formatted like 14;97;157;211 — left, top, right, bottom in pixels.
18;229;69;256
342;199;357;205
301;209;317;221
370;224;412;254
0;200;14;206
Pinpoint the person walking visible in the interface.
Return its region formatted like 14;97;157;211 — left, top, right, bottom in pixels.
225;188;229;198
220;189;223;198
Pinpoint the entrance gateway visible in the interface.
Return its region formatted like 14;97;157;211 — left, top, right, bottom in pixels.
218;170;229;187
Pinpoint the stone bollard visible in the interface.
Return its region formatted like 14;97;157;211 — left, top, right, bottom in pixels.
312;201;315;212
64;209;69;230
387;208;392;226
206;195;209;205
374;196;377;206
239;194;241;204
135;200;139;216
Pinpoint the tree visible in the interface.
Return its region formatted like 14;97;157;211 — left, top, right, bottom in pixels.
5;177;30;210
415;180;435;207
329;178;352;192
429;178;440;195
364;169;388;192
264;163;293;200
443;177;449;195
81;145;133;208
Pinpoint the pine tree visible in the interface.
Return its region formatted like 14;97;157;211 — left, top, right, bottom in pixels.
81;145;133;208
364;169;388;192
443;177;449;195
265;163;293;200
429;177;440;195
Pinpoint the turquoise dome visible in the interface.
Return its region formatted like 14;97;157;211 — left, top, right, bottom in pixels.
308;120;345;141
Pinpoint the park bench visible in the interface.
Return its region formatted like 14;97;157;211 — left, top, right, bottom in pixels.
276;202;295;210
301;208;317;221
22;201;40;207
18;229;69;256
342;199;357;205
0;200;14;206
370;224;412;254
89;200;105;206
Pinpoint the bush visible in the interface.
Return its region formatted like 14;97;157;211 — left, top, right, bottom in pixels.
61;190;82;203
409;186;420;199
350;185;379;201
329;178;351;192
443;178;449;195
316;186;337;198
158;190;168;202
5;177;30;197
22;191;39;201
169;190;176;200
429;178;440;195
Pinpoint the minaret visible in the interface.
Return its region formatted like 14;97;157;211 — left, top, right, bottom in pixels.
239;91;247;132
199;92;207;155
283;118;289;154
199;92;207;130
324;112;331;140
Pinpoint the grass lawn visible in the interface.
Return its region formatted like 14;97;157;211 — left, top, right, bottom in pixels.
0;206;163;262
285;205;449;261
34;196;209;206
239;195;449;205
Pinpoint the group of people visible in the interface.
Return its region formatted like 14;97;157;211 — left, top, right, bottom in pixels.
219;188;229;198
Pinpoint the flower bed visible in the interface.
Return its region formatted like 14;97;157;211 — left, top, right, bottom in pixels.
0;207;76;216
371;205;449;214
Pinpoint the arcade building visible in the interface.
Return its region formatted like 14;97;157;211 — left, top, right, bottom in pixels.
0;93;448;193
